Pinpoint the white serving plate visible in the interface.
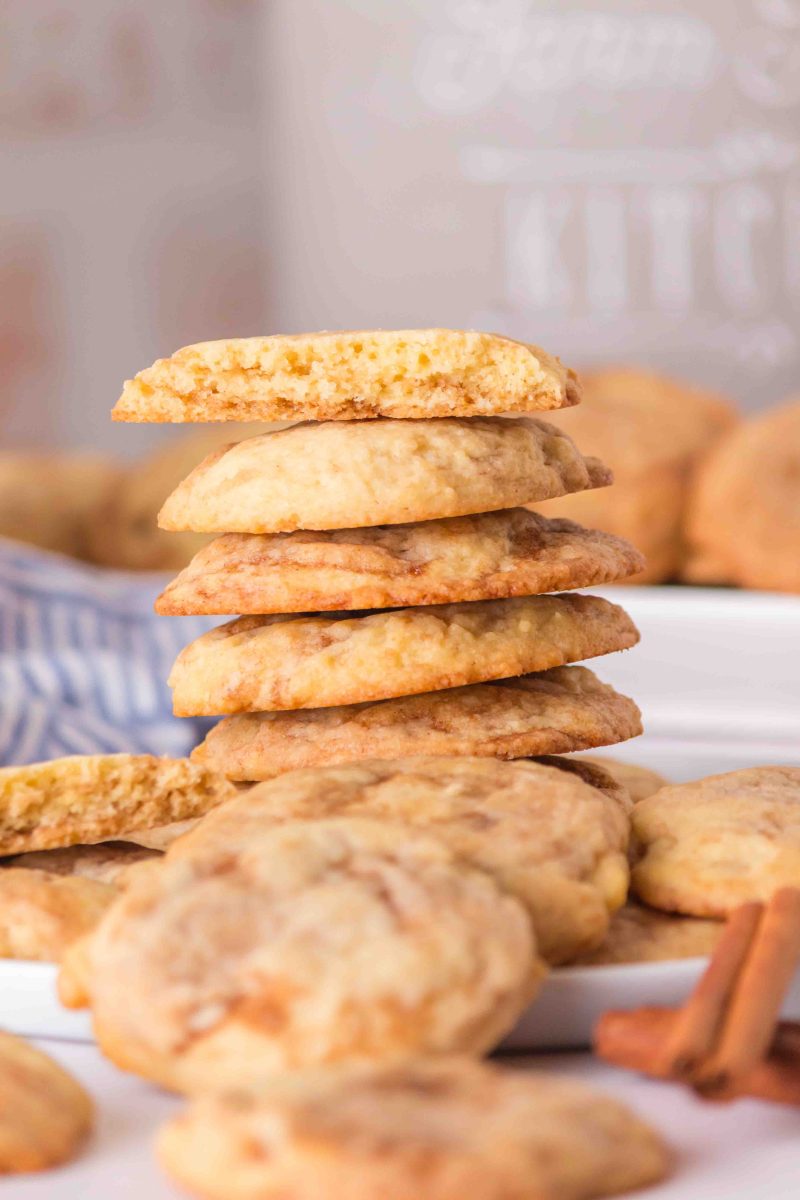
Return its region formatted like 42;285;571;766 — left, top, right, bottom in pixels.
507;960;800;1050
592;585;800;776
0;960;93;1042
4;957;799;1052
2;587;799;1048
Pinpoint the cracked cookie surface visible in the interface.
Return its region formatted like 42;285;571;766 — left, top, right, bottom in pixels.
178;756;631;964
169;594;639;716
114;330;579;423
192;666;641;781
632;767;800;916
0;754;235;855
60;817;542;1092
157;418;610;534
157;1056;668;1200
156;510;643;615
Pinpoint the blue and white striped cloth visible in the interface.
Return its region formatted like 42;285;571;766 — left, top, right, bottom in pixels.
0;539;217;765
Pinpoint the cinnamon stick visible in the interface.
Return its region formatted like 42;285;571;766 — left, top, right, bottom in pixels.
694;889;800;1097
596;1008;800;1106
659;901;762;1079
595;1006;675;1076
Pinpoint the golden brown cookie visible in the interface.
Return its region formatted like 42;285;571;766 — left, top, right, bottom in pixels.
122;820;202;851
157;1057;668;1200
176;757;630;965
169;594;639;716
537;366;737;583
7;842;160;884
59;818;542;1091
192;666;641;781
0;754;235;855
574;902;721;965
0;452;119;562
534;755;632;811
157;418;610;534
122;788;253;851
0;869;113;961
631;767;800;917
156;511;644;615
683;398;800;592
0;1031;93;1172
86;424;282;571
581;757;668;804
113;330;580;423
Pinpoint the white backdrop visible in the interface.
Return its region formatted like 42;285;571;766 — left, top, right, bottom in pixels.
262;0;800;410
2;1;798;455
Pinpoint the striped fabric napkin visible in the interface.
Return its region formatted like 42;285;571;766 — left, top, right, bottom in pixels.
0;539;216;765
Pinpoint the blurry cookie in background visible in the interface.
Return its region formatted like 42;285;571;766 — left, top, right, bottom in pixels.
683;398;800;593
631;767;800;917
0;868;113;962
0;842;159;962
123;817;202;851
6;841;159;885
0;452;120;560
580;757;668;804
87;423;285;571
574;902;721;966
0;1031;93;1172
535;755;632;810
157;1058;668;1200
536;367;737;583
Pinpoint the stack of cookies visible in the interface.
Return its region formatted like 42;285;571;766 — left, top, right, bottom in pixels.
113;330;645;782
56;342;673;1196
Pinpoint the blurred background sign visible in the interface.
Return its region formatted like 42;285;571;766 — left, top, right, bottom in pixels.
1;0;799;454
265;0;800;409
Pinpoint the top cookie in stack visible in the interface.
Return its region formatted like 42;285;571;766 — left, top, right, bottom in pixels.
115;330;644;781
112;329;580;421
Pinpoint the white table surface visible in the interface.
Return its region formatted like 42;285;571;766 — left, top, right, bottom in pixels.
7;1039;800;1199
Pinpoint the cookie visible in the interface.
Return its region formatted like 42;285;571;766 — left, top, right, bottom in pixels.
86;424;284;571
0;1031;93;1172
0;754;236;855
7;841;160;884
157;418;611;534
683;398;800;592
112;330;580;423
59;817;542;1091
122;819;202;851
192;666;641;781
156;510;644;616
534;755;632;811
176;757;630;965
575;902;721;965
0;869;113;961
631;767;800;917
169;594;639;716
0;452;119;562
157;1057;668;1200
581;758;668;804
537;367;736;583
123;786;254;851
